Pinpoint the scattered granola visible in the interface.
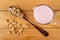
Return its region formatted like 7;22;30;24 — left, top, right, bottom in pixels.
6;18;29;35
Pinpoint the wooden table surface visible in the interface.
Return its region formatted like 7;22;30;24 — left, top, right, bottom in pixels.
0;0;60;40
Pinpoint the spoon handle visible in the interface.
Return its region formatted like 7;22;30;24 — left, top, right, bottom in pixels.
32;24;49;36
23;16;49;36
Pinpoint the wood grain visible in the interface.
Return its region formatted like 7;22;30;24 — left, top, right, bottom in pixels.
0;11;60;29
0;29;59;40
0;0;60;10
0;0;60;40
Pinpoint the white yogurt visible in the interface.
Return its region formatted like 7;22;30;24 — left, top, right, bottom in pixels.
33;5;54;24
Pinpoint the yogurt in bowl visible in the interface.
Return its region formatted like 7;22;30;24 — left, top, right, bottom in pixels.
33;5;54;24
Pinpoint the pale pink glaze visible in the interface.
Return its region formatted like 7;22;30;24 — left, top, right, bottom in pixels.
33;5;54;24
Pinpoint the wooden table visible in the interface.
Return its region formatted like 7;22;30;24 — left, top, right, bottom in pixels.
0;0;60;40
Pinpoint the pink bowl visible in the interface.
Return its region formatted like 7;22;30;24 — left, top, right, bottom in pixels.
33;5;54;24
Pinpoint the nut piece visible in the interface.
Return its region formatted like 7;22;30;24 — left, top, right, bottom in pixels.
17;23;22;27
22;23;29;28
19;29;24;33
9;6;23;17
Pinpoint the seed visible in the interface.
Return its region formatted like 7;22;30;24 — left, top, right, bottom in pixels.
15;31;19;35
19;29;24;33
15;32;19;35
12;31;16;34
12;20;17;25
17;23;22;27
25;24;29;28
22;23;29;28
12;29;19;35
11;27;15;31
8;22;12;27
13;20;15;22
20;13;23;18
7;30;12;34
